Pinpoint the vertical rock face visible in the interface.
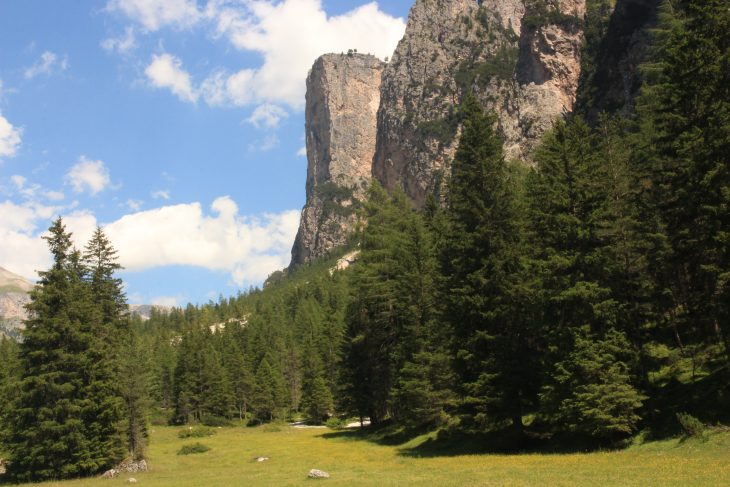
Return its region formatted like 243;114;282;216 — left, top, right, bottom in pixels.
372;0;587;207
578;0;659;119
290;53;385;267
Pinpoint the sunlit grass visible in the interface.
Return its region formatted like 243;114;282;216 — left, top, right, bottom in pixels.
16;425;730;487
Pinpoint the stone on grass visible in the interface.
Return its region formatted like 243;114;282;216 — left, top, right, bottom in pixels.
127;478;138;484
101;459;148;479
254;456;270;462
308;469;330;479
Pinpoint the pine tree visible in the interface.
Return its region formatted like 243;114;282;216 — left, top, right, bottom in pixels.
440;95;537;432
200;345;234;420
251;355;288;422
0;336;20;431
117;329;150;460
6;218;123;481
540;327;646;440
303;376;334;423
83;226;148;460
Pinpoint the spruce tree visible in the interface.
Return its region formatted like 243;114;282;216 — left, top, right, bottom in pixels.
440;95;537;432
251;355;288;422
6;218;123;481
540;327;645;440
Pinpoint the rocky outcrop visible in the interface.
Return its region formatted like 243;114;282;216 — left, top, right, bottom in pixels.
577;0;659;119
512;0;586;159
0;267;33;339
290;53;384;267
372;0;587;207
291;0;659;263
101;460;148;479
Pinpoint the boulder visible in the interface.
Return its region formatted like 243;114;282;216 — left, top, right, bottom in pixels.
308;469;330;479
101;459;148;479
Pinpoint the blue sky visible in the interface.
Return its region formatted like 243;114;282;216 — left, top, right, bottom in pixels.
0;0;410;306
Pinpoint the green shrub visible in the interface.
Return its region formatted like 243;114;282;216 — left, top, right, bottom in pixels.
178;426;217;439
677;413;707;439
325;417;347;429
177;443;211;455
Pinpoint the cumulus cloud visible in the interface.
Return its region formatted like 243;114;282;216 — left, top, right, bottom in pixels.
203;0;405;109
106;0;202;31
151;189;170;200
145;53;198;103
0;200;63;279
247;103;288;128
0;196;300;286
125;1;405;110
0;113;22;159
24;51;68;79
65;156;112;195
103;197;299;284
101;26;137;54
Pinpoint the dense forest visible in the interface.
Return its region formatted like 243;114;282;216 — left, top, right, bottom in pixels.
0;0;727;481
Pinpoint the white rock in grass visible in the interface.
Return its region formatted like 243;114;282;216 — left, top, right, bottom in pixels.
308;469;330;479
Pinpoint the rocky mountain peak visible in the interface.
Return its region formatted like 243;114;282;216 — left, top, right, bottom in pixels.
290;53;385;267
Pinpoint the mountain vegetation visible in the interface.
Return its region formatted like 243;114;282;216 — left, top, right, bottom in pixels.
0;0;727;481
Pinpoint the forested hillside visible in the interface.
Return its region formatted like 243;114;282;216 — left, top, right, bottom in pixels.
0;0;727;482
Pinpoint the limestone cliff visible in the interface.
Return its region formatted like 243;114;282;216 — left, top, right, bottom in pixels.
372;0;587;207
291;0;659;265
290;53;384;267
0;266;33;339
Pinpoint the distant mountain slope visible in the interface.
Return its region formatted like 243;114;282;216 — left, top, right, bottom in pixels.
0;266;34;294
0;267;34;339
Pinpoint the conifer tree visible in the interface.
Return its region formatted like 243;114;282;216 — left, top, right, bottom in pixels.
6;218;123;481
83;226;149;459
540;327;645;440
117;329;150;460
251;354;288;422
440;95;537;432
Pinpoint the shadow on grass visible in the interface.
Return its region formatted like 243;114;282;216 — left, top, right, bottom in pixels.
319;423;620;458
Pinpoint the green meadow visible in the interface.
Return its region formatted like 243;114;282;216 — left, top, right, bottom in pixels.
22;425;730;487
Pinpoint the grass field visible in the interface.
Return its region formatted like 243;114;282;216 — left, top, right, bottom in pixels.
16;424;730;487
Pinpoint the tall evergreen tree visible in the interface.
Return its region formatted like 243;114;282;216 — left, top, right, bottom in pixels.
439;95;537;432
5;219;123;481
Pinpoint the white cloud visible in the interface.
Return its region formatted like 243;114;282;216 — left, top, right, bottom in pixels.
296;146;306;157
0;196;300;287
44;190;65;201
247;103;288;128
106;0;202;31
8;174;65;201
125;199;144;211
248;134;279;152
103;197;299;284
65;156;112;195
101;26;137;54
0;113;22;159
145;53;198;103
203;0;405;109
24;51;68;79
152;189;170;200
0;200;64;279
117;1;405;110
